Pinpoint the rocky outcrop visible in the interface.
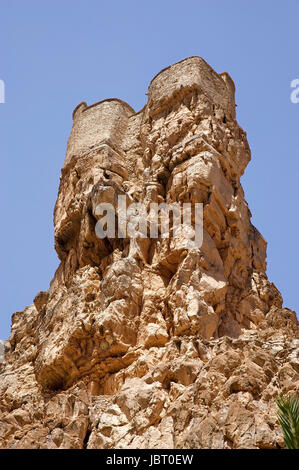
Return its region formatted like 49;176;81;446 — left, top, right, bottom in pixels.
0;57;298;449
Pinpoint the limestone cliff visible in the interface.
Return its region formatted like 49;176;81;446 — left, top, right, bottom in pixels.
0;57;298;449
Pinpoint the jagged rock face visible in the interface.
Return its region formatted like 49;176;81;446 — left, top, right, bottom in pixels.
0;57;298;449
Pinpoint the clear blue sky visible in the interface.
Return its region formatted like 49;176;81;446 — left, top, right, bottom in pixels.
0;1;298;339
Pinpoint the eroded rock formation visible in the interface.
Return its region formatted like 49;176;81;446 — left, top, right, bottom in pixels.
0;57;298;449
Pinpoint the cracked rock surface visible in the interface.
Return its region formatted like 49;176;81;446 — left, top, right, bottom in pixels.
0;57;298;449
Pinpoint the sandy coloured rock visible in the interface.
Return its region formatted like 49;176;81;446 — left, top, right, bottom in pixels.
0;57;298;449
